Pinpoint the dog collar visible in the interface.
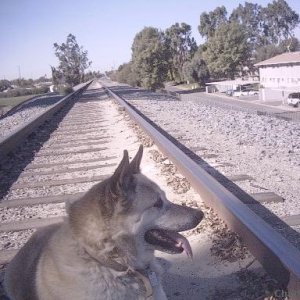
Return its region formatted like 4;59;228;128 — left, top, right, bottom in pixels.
84;248;157;298
128;267;158;299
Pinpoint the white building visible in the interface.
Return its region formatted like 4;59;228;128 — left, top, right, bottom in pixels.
254;51;300;103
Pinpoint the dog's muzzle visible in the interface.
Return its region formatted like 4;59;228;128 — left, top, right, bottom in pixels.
144;208;203;257
145;229;193;257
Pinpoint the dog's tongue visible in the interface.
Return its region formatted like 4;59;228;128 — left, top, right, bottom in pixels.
145;229;193;258
166;231;193;258
174;234;193;258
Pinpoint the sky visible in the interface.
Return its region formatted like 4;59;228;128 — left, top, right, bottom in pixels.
1;0;300;80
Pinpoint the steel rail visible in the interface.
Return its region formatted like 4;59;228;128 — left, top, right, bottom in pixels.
0;81;92;162
105;85;300;298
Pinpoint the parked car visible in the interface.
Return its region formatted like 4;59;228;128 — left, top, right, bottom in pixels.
232;90;248;97
247;89;259;96
287;93;300;107
232;89;258;97
226;90;234;96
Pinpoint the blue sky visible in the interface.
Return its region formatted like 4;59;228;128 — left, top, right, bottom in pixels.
1;0;300;80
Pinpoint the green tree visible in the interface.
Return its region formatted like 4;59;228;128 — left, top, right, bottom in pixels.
202;22;250;79
164;22;197;82
254;44;282;63
254;37;300;63
84;71;103;81
198;6;227;39
261;0;299;45
229;1;299;47
115;62;139;87
230;2;263;46
182;49;209;85
131;27;168;90
11;78;34;88
51;66;63;85
279;37;300;52
0;80;11;92
34;76;48;84
201;1;300;75
53;34;92;86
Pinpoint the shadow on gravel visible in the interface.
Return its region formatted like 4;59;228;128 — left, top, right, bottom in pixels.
80;88;108;101
0;99;78;200
121;96;300;250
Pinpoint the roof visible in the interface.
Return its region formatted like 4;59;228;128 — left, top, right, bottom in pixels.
254;51;300;67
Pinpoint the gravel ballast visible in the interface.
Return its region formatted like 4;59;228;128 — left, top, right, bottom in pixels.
0;82;292;299
123;93;300;248
127;98;299;208
0;94;63;139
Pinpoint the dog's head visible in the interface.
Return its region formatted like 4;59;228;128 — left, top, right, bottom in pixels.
69;146;203;267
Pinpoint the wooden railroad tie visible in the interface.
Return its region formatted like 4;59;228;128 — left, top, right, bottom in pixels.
25;156;117;169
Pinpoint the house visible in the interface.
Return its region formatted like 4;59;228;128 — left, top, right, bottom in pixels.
254;51;300;103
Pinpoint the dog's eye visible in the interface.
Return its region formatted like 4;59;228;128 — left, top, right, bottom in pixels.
153;198;163;208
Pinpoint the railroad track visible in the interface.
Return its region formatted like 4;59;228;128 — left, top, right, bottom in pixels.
0;79;300;298
102;80;300;298
0;81;153;266
0;81;94;259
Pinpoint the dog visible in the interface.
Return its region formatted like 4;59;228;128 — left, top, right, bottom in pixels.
4;145;203;300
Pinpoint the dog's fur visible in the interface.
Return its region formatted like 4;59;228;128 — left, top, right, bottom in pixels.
4;146;203;300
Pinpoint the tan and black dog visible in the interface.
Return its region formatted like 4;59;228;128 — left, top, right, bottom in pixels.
4;145;203;299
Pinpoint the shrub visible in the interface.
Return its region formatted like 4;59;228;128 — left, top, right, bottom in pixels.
55;85;74;95
0;86;49;98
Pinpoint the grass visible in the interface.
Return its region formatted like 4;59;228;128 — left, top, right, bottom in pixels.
0;95;37;108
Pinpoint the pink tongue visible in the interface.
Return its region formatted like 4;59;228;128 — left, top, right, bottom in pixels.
174;235;193;258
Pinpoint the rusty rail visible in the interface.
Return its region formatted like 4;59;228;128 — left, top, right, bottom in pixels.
105;85;300;298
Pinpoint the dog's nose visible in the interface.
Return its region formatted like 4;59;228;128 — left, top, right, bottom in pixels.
194;209;204;224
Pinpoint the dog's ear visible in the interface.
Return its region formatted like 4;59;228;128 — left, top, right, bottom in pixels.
109;146;142;197
128;145;143;174
109;150;130;194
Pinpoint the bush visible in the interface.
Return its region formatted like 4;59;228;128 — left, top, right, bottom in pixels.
55;85;74;95
0;80;11;92
0;86;49;98
36;85;50;94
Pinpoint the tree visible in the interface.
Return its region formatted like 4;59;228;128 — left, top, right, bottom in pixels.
254;44;283;63
164;23;197;82
200;1;300;76
182;49;209;85
51;66;63;85
279;37;300;52
229;0;299;47
254;37;300;63
11;78;34;88
34;76;48;83
53;34;92;86
230;2;263;46
0;80;11;92
131;27;168;90
261;0;299;45
202;22;250;79
198;6;227;39
84;71;103;81
114;62;139;86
